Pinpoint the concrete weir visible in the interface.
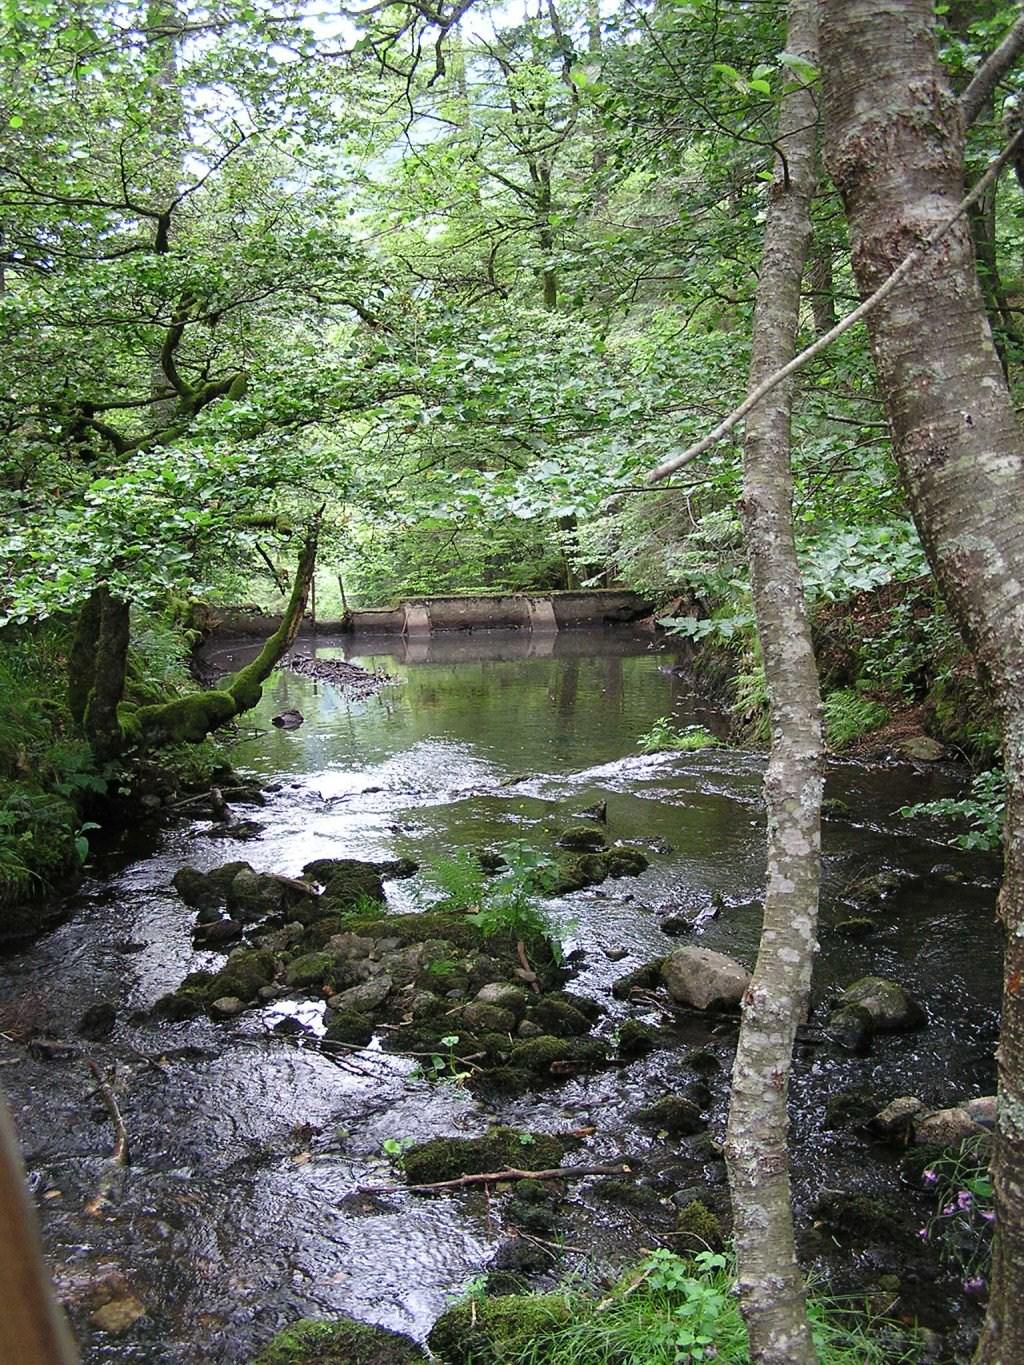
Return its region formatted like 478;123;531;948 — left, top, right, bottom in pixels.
207;589;653;637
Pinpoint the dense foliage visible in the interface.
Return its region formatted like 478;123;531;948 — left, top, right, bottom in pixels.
1;0;1020;867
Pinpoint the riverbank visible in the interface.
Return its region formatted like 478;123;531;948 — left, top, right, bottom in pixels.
0;631;1003;1362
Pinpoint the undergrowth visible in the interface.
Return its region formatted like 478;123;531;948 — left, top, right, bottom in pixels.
427;843;562;955
446;1249;919;1364
900;768;1006;851
822;690;891;749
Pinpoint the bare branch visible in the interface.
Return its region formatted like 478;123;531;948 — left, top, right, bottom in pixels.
647;124;1024;483
962;12;1024;128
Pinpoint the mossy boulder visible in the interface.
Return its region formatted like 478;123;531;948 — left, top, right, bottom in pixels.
810;1191;904;1245
593;1178;662;1211
526;996;593;1037
306;859;387;909
618;1019;663;1059
461;1001;518;1034
285;951;338;989
833;976;926;1034
172;861;249;909
675;1199;724;1251
505;1179;563;1236
508;1034;609;1076
153;949;277;1017
605;847;649;877
427;1294;573;1364
552;853;609;893
402;1126;574;1186
252;1315;424;1364
323;1011;374;1047
634;1095;706;1136
556;827;607;852
612;961;664;1000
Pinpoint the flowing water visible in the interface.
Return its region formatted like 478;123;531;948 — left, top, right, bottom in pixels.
0;629;1003;1363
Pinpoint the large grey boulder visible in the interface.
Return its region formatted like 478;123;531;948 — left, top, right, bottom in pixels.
661;947;750;1010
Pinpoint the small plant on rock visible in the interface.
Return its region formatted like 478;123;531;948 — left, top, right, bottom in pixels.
638;718;718;754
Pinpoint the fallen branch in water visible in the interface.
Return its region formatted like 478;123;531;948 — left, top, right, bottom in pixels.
84;1059;129;1217
364;1161;633;1194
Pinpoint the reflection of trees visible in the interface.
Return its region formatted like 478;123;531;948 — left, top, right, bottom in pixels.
604;657;623;710
554;659;580;723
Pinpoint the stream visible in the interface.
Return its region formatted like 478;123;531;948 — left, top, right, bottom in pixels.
0;628;1004;1363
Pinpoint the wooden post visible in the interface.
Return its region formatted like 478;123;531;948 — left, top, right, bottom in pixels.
0;1091;79;1363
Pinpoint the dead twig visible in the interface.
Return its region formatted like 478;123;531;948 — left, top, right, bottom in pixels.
364;1161;633;1194
84;1059;129;1217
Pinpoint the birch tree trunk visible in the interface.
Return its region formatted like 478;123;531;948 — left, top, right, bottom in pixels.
722;1;822;1359
820;5;1024;1359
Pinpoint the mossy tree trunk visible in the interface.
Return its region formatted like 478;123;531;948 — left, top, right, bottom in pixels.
723;1;822;1360
70;587;132;761
128;521;320;747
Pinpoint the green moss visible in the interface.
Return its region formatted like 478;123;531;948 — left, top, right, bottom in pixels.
323;1011;374;1046
604;848;650;877
675;1200;723;1251
526;997;592;1037
427;1293;573;1363
402;1126;573;1186
210;948;277;1002
593;1178;663;1211
252;1316;424;1364
134;690;238;745
285;951;337;989
508;1034;609;1075
634;1095;705;1135
618;1020;662;1059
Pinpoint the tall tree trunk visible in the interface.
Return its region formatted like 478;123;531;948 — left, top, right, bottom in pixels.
722;2;822;1361
821;5;1024;1360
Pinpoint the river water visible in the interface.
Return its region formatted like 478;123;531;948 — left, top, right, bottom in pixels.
0;629;1003;1363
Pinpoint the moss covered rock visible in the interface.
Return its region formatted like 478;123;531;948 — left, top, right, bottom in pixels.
403;1126;574;1186
675;1199;723;1251
634;1095;706;1135
427;1294;572;1364
284;951;337;989
556;827;607;852
323;1010;374;1047
508;1034;609;1075
252;1315;424;1364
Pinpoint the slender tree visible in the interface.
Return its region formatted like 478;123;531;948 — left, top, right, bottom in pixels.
722;0;822;1358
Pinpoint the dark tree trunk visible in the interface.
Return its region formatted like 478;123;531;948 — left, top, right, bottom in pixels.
723;0;822;1359
821;5;1024;1359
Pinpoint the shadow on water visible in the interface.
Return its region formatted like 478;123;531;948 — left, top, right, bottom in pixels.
0;628;1002;1362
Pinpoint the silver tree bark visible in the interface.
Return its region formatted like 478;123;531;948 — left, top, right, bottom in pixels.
722;0;822;1360
820;5;1024;1360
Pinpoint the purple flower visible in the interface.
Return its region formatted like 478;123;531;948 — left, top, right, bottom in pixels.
957;1190;973;1210
922;1169;938;1187
942;1203;957;1216
917;1227;930;1240
963;1275;986;1297
981;1209;996;1223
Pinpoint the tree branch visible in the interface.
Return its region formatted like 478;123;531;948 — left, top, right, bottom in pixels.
365;1161;632;1193
647;123;1024;483
961;12;1024;129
